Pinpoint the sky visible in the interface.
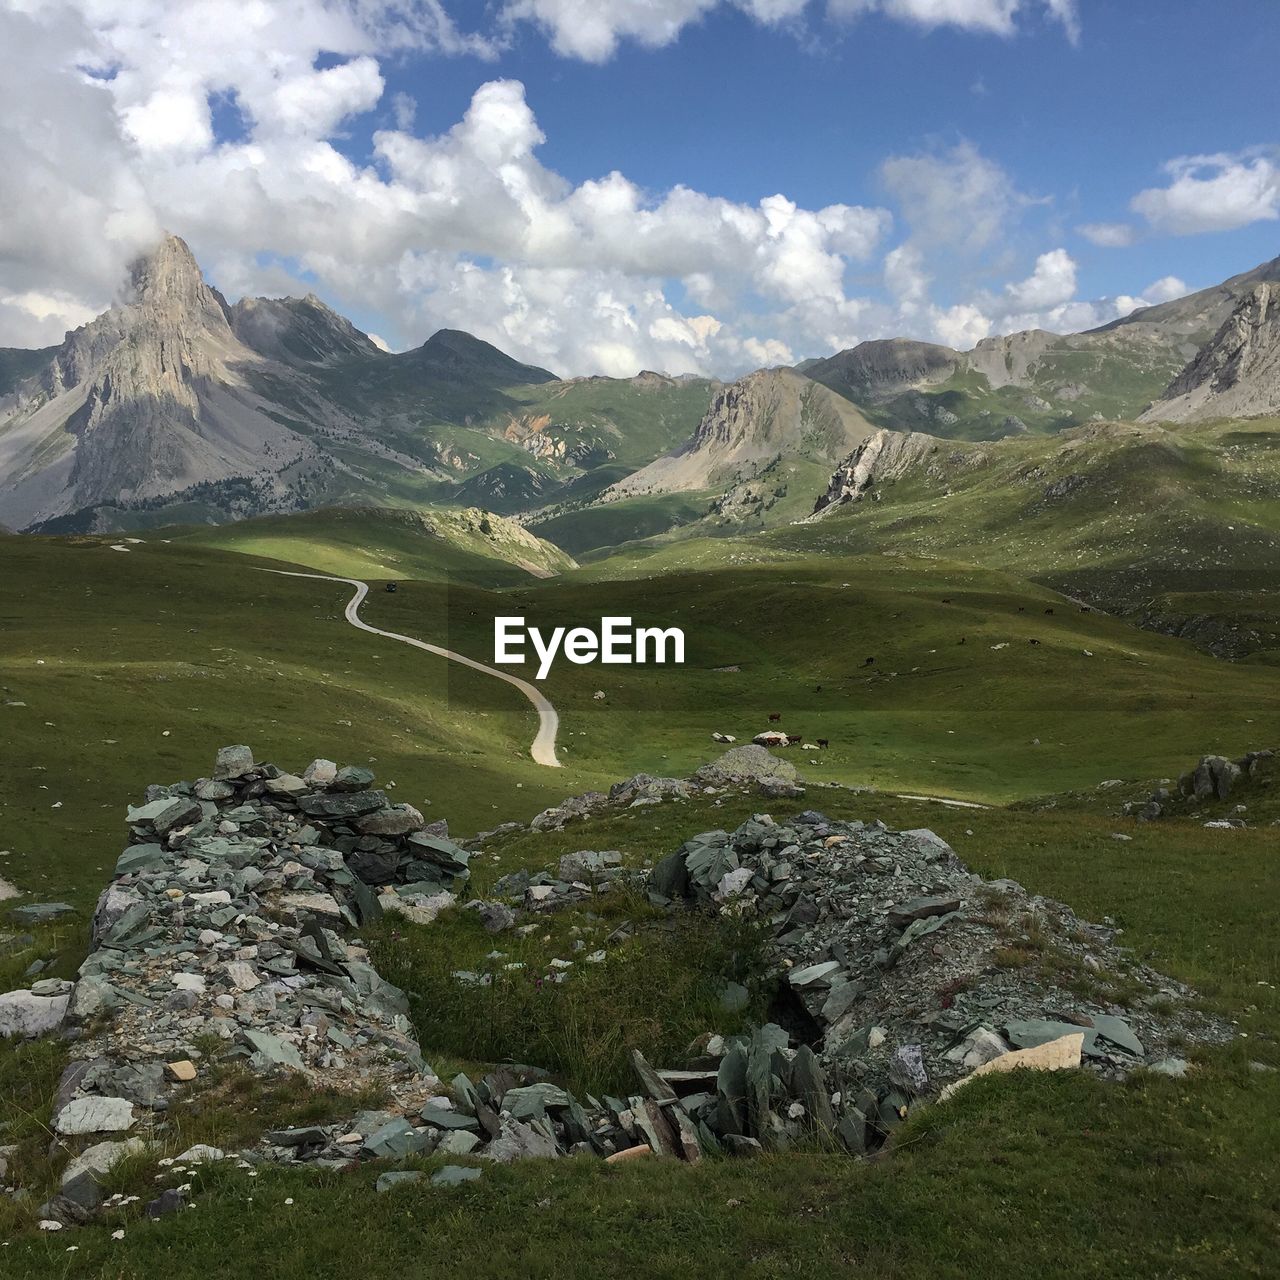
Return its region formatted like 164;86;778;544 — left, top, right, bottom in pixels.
1;1;1279;377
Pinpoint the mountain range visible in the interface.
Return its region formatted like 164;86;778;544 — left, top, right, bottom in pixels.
0;233;1277;536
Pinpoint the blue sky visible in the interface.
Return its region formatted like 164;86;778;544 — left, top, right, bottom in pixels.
2;0;1279;375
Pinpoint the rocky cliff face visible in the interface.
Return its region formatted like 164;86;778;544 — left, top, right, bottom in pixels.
230;294;383;366
810;428;941;515
604;367;875;499
1142;283;1280;423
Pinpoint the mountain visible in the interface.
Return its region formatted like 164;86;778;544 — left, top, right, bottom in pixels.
0;234;715;531
805;338;961;403
602;367;875;500
229;294;384;366
1095;253;1280;343
406;328;556;387
0;235;342;531
796;415;1280;657
1141;283;1280;423
802;255;1280;439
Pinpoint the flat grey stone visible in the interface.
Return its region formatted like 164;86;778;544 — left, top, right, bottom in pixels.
0;988;70;1038
53;1096;135;1136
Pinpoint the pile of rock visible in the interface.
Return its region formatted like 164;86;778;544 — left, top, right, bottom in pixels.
646;809;1229;1153
524;746;800;832
5;746;488;1219
1125;749;1273;823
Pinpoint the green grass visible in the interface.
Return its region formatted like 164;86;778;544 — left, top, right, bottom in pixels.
176;506;575;583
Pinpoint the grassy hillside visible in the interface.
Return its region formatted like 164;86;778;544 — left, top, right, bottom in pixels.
580;417;1280;658
484;374;717;472
807;333;1187;440
177;506;576;583
0;534;586;910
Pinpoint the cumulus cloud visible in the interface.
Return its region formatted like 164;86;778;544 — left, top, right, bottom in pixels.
1002;248;1076;310
1131;151;1280;235
0;4;897;376
499;0;806;62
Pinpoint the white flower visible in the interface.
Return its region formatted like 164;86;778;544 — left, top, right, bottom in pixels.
111;1230;125;1241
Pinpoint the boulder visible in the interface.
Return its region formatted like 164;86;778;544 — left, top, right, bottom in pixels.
212;745;255;781
695;745;797;786
0;988;70;1038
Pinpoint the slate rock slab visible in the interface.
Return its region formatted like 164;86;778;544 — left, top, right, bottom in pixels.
0;988;70;1038
54;1096;136;1136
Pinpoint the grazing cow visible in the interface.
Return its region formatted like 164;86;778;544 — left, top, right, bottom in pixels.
1080;605;1092;613
958;637;967;645
1044;607;1055;615
863;656;876;667
785;734;802;746
817;738;829;749
942;598;952;604
1018;606;1025;612
1029;639;1041;646
768;712;782;723
384;582;398;593
815;685;822;693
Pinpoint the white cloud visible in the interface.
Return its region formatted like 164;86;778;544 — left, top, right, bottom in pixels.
1143;274;1189;304
1077;221;1137;248
1002;247;1076;310
1131;151;1280;235
502;0;1076;61
929;302;991;348
880;141;1024;255
828;0;1077;40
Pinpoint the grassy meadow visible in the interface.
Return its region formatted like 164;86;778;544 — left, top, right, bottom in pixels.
1;503;1278;1278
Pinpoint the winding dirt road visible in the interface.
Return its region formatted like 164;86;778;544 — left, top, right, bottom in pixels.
261;569;560;768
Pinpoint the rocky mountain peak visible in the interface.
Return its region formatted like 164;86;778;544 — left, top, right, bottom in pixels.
125;234;232;331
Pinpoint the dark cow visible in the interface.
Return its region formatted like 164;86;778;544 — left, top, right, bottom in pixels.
1044;607;1055;615
942;598;952;604
384;582;398;593
785;734;803;746
1080;605;1092;613
863;656;876;667
768;712;782;723
1029;639;1041;646
817;738;829;750
958;636;967;645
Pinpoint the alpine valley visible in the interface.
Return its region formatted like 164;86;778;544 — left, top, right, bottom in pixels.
2;233;1279;1280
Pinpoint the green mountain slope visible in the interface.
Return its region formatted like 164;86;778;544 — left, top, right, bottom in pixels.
176;505;575;582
